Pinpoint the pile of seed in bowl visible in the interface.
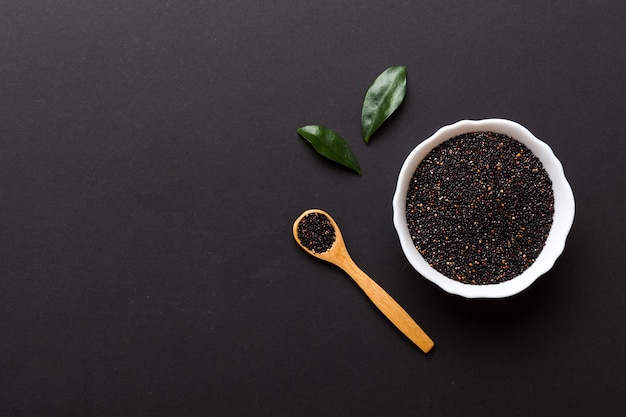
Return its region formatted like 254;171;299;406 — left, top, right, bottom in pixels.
405;131;554;285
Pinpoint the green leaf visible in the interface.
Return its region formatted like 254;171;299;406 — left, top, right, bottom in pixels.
297;125;362;175
361;66;407;143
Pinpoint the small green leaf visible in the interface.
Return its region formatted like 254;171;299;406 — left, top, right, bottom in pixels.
361;66;407;143
297;125;362;175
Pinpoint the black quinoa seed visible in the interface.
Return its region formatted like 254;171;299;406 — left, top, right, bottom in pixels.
405;131;554;285
297;212;336;253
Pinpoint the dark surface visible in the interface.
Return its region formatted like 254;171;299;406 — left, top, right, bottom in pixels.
1;1;625;416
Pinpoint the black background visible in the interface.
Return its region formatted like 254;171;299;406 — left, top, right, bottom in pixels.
2;1;625;416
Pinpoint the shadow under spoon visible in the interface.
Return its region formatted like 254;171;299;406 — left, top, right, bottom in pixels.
293;208;434;353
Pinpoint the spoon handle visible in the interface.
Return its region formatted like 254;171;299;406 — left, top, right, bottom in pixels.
341;258;434;353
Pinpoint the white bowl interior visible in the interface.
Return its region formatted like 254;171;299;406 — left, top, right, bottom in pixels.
393;119;575;298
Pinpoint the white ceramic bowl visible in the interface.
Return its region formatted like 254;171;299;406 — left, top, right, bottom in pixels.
392;119;575;298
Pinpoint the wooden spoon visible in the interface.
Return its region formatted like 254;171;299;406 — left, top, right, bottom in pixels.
293;209;434;353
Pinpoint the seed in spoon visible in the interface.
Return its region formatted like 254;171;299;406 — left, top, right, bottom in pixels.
296;212;336;253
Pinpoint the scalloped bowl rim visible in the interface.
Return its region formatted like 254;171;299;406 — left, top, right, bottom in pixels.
392;119;575;298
